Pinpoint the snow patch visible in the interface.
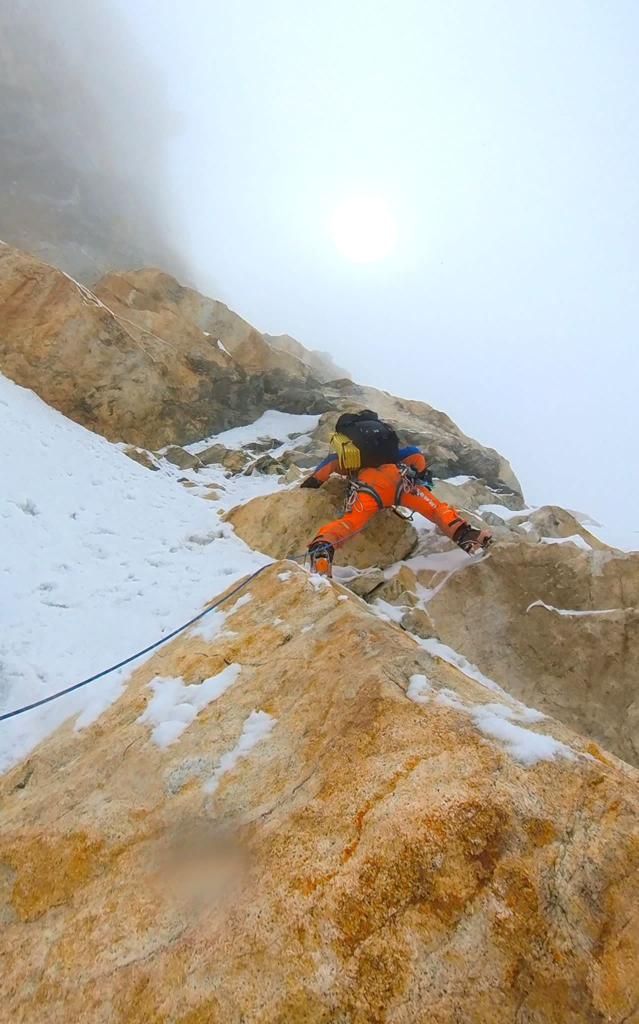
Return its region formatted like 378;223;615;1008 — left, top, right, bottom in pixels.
204;710;277;794
188;609;228;642
442;475;473;486
541;534;592;551
477;504;530;521
277;571;292;582
418;638;546;723
407;673;432;704
373;598;406;623
418;638;509;697
137;665;242;748
526;599;620;618
408;674;569;765
185;410;320;454
308;573;331;591
227;593;252;612
0;374;270;771
216;338;232;356
470;705;572;765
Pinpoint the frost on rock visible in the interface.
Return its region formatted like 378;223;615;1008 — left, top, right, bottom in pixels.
407;665;571;766
137;665;242;748
228;593;252;612
204;710;277;794
541;534;591;551
526;599;620;618
419;638;511;698
308;574;331;592
188;609;228;642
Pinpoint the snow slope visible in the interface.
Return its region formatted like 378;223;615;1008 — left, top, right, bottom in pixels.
0;375;283;771
184;410;320;454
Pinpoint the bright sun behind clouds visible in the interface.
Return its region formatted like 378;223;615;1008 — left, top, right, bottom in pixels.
329;193;398;264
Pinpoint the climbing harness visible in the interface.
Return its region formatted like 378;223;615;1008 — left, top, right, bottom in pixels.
0;561;295;723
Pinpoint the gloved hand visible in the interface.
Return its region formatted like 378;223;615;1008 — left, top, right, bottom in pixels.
419;468;434;490
300;476;321;489
453;523;493;555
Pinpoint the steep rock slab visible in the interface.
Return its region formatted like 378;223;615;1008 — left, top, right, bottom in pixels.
265;331;351;382
407;539;639;767
1;565;638;1023
316;387;524;497
226;477;418;568
94;269;313;380
0;247;329;448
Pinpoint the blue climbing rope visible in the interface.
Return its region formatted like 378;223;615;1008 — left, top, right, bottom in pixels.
0;561;282;723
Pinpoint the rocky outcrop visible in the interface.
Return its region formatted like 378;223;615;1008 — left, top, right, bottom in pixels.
1;564;637;1023
0;246;331;449
93;269;312;379
227;476;639;766
265;332;351;381
227;477;417;568
309;395;524;497
0;245;524;493
399;539;639;767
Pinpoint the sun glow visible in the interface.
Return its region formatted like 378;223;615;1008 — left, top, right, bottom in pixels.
329;193;398;264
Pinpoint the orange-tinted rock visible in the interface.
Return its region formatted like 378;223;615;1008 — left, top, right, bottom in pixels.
1;564;637;1023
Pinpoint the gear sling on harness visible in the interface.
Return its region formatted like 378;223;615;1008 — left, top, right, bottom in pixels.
313;463;465;550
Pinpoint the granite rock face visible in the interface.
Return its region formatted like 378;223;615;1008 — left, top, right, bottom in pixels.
1;564;638;1024
0;247;331;449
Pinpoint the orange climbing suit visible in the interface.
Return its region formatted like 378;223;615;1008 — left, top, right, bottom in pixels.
309;454;464;550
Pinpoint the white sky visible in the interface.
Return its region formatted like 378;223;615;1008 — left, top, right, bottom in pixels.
116;1;638;531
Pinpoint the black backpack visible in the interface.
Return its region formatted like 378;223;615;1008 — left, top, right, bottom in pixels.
331;411;400;471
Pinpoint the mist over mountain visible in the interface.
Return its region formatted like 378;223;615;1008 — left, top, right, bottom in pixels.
0;0;190;282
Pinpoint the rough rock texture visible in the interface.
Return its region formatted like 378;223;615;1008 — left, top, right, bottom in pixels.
227;477;417;568
0;247;330;449
264;332;351;382
93;269;312;380
0;245;524;491
409;540;639;767
1;564;638;1024
310;395;523;497
221;451;639;768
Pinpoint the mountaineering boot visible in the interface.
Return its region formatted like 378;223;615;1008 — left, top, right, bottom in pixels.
308;540;335;577
452;523;493;555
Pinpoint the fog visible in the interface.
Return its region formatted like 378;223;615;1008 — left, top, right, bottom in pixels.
3;1;639;539
0;0;188;279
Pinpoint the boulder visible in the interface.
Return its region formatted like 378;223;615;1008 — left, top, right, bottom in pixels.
226;477;418;569
163;446;201;470
314;387;524;496
514;505;610;550
264;332;351;381
0;247;331;449
432;477;525;514
1;564;637;1023
399;539;639;767
122;447;159;472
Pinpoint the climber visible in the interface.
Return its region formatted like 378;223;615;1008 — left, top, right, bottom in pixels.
301;410;492;576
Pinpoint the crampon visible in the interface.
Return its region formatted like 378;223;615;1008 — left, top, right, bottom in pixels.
308;541;335;577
